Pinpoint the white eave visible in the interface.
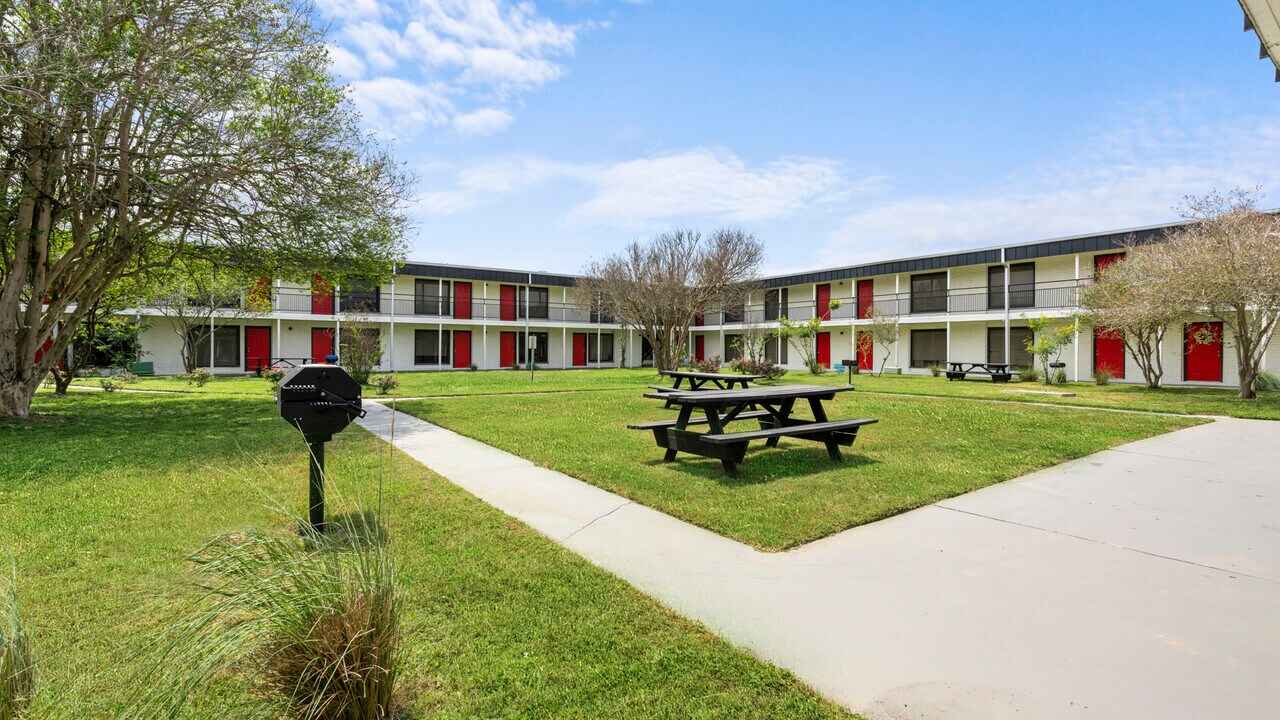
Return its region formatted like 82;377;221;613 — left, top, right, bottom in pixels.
1241;0;1280;80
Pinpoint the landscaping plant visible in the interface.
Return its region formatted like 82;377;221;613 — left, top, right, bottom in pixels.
1254;370;1280;392
98;378;123;393
1094;368;1113;386
128;508;401;719
1025;315;1078;384
0;561;34;720
865;307;900;377
373;375;399;396
692;353;722;373
927;364;943;377
729;357;787;380
1017;365;1041;383
777;316;825;375
182;369;213;387
262;367;287;390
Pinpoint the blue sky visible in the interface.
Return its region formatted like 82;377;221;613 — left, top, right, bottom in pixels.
318;0;1280;275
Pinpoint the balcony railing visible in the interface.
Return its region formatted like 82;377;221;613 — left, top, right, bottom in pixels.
261;289;618;325
704;279;1088;325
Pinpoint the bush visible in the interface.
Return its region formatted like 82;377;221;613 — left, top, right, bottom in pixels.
1017;365;1040;383
728;356;788;381
182;368;212;387
99;377;124;393
0;562;35;719
131;509;402;718
468;362;478;372
119;370;140;384
1094;368;1113;386
373;374;399;396
1053;368;1068;384
806;359;825;376
927;364;943;377
691;353;721;373
1254;370;1280;392
261;366;287;388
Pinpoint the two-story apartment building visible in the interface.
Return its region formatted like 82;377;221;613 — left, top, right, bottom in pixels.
122;219;1279;387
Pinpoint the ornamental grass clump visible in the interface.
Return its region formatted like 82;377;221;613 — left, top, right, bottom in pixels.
128;507;401;720
0;562;35;720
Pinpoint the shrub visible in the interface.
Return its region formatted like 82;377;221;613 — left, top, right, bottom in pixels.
1017;365;1040;383
99;378;124;393
130;509;402;719
119;370;140;384
927;364;943;377
262;366;287;388
468;362;478;372
806;359;825;375
182;368;212;387
1053;368;1068;384
373;374;399;396
1254;370;1280;392
1094;368;1113;386
0;561;35;719
728;356;787;381
691;353;721;373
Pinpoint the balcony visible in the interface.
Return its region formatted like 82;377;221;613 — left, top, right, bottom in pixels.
265;288;618;325
698;279;1087;327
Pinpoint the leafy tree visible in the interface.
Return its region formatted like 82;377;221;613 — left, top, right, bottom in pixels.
578;228;763;372
1025;315;1078;384
864;307;900;377
0;0;410;417
142;260;268;373
339;314;384;386
777;316;824;374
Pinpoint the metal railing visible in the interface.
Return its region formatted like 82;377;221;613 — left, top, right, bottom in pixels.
258;289;618;325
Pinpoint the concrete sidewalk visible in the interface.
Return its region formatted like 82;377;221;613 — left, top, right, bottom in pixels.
358;403;1280;719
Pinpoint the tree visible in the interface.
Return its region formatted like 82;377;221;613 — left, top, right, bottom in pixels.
865;307;899;377
1078;240;1185;388
53;309;147;394
1025;315;1078;384
339;314;384;385
143;261;268;373
777;316;824;374
731;313;772;364
578;228;764;372
1158;188;1280;399
0;0;410;417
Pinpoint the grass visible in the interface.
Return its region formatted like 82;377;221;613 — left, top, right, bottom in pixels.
795;371;1280;420
69;367;658;398
399;389;1203;550
0;392;852;718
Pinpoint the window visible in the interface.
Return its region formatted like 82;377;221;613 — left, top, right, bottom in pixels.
340;281;380;313
764;288;789;321
765;336;788;364
517;332;549;364
988;263;1035;309
587;333;614;363
518;287;549;319
590;305;613;324
414;329;449;365
188;326;239;368
724;334;743;361
910;272;947;313
910;329;946;368
987;327;1034;366
723;304;744;324
414;279;450;316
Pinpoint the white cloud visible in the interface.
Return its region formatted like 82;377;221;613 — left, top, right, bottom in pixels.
411;148;854;226
348;77;454;140
326;43;366;79
822;114;1280;265
321;0;587;137
452;107;515;135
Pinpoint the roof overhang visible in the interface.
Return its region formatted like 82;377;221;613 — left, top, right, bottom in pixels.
1240;0;1280;80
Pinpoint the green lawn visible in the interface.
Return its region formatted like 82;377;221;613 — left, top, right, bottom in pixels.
0;392;851;718
70;367;659;398
399;389;1203;550
791;371;1280;420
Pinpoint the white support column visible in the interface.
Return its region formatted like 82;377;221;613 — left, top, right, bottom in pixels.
482;282;489;369
946;320;952;363
562;327;567;368
1073;255;1081;381
1003;250;1010;366
208;315;215;368
893;275;901;366
437;320;443;369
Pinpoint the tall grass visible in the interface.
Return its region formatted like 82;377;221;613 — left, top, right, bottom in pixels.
124;503;401;719
0;561;35;720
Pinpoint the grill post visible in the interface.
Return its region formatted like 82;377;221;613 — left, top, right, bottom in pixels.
308;440;326;533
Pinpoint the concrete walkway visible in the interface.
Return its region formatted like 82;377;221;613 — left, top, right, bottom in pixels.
357;403;1280;719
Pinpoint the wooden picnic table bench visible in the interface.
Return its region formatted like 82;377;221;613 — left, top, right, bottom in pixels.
653;369;764;407
946;362;1013;382
629;384;876;477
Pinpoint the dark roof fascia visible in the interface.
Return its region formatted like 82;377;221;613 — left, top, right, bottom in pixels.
396;262;578;287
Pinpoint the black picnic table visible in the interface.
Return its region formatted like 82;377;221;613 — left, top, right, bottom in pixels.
650;369;765;408
946;362;1012;382
629;384;876;477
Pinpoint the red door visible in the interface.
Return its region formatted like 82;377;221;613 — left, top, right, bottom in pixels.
1094;252;1125;276
816;284;831;321
500;286;517;321
1185;323;1223;382
1093;328;1125;379
311;275;333;314
856;280;874;319
453;330;471;369
311;328;335;363
245;327;271;372
572;333;587;367
500;332;517;368
856;331;872;371
695;335;705;362
816;332;831;368
453;282;471;320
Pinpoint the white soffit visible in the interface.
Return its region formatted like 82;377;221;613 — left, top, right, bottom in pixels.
1241;0;1280;80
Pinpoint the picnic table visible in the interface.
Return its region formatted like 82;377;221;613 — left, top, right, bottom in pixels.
628;384;876;477
649;369;764;408
946;361;1013;382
